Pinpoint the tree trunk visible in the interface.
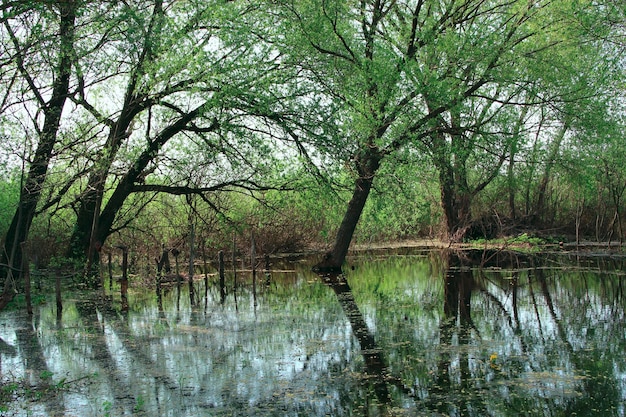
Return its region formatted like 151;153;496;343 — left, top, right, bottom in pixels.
508;146;517;221
533;122;567;223
440;177;473;242
69;105;207;257
313;152;380;272
1;2;76;296
437;151;473;242
67;1;166;260
66;114;138;259
429;113;474;243
506;106;528;221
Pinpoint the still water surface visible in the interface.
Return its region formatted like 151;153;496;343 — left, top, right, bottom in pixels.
1;248;625;416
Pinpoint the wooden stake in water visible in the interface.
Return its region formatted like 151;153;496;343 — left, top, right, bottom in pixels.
219;250;225;303
232;232;237;289
188;221;196;306
117;245;129;311
251;233;256;275
108;251;113;290
202;241;209;301
264;254;271;285
172;248;181;285
251;232;257;308
56;269;62;318
21;242;32;315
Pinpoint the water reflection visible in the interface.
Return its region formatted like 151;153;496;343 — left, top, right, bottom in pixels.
430;252;479;415
322;273;392;404
0;249;625;416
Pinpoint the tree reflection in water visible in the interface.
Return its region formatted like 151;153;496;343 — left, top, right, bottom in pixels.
430;251;482;416
320;272;413;407
0;249;625;416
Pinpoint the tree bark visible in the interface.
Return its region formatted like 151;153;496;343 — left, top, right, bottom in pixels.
433;128;473;243
1;2;76;299
533;122;567;223
66;116;137;260
96;106;209;251
66;0;165;260
507;106;528;221
439;170;473;243
508;148;517;221
313;152;380;272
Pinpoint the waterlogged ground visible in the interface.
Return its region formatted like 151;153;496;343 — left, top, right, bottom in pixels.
1;248;625;416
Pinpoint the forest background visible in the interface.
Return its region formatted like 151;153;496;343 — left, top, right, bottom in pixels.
0;0;624;303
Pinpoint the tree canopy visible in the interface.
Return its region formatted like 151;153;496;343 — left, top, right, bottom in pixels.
0;0;624;288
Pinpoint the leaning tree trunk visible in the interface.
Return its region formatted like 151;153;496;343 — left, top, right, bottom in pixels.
313;152;381;273
1;2;76;309
66;118;135;260
73;105;208;257
67;0;166;261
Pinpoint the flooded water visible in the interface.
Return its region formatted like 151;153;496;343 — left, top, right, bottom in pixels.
1;248;625;416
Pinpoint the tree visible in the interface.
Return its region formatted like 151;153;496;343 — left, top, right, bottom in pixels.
65;0;194;260
0;0;77;308
64;0;290;265
426;96;531;240
269;0;608;270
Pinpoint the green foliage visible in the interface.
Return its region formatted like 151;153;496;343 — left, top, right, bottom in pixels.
101;400;113;417
359;160;441;242
133;395;145;413
3;293;46;311
1;0;624;266
471;233;546;250
0;170;19;238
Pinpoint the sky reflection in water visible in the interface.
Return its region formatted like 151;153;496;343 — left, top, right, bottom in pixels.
0;249;625;416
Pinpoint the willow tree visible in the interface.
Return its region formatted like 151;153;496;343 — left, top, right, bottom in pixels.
65;0;205;260
268;0;609;271
63;0;284;263
0;0;77;308
412;0;621;240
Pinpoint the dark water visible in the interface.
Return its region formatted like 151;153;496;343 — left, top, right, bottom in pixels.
1;248;625;416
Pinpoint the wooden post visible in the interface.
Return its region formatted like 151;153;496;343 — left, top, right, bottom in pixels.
156;269;162;303
108;251;113;290
251;233;257;308
21;242;32;315
188;221;196;306
172;248;181;285
33;253;41;290
251;232;256;277
121;278;128;311
232;232;237;289
99;247;104;290
264;254;271;285
202;241;209;299
218;250;225;303
117;245;129;311
56;269;62;317
155;254;162;302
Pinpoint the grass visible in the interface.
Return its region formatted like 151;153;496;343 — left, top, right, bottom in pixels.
469;233;546;251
